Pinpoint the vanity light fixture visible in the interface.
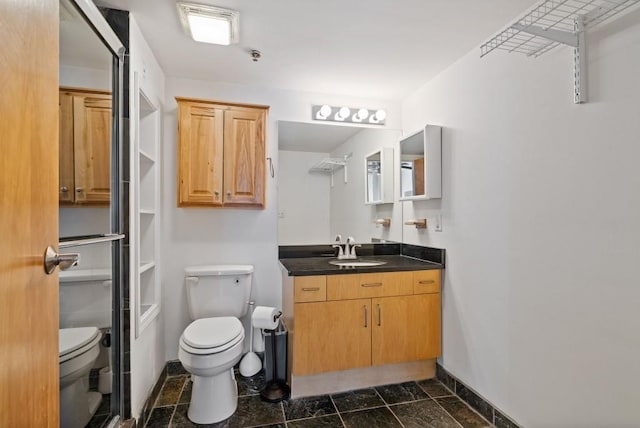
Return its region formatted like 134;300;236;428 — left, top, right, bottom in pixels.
311;104;386;126
177;2;239;46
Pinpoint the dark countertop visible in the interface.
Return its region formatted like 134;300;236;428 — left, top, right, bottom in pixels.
279;255;443;277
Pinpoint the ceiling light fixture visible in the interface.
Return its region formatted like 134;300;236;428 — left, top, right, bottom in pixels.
177;2;239;46
311;104;386;126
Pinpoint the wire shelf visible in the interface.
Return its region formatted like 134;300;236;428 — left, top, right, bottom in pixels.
481;0;640;58
309;158;347;174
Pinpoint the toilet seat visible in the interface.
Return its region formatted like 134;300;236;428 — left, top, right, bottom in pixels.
180;317;244;355
59;327;101;364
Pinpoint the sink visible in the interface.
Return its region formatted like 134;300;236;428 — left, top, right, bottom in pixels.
329;260;387;267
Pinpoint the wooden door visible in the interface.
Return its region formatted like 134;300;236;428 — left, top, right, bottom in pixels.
59;91;75;204
293;299;371;375
177;101;224;206
371;294;441;366
73;94;111;203
223;107;266;207
0;0;60;426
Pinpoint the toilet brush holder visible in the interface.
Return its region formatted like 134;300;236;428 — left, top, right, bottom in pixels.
240;300;262;377
260;321;290;403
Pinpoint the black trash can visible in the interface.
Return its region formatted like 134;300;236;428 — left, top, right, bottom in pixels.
262;319;287;384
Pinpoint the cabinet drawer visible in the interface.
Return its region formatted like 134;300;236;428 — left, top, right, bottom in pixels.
294;276;326;302
413;270;441;294
327;272;413;300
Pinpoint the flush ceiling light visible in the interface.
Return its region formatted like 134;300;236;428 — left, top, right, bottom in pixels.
311;104;386;126
177;2;239;46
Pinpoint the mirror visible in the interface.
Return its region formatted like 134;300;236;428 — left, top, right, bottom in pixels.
399;125;442;200
365;148;393;205
58;0;120;424
278;121;402;246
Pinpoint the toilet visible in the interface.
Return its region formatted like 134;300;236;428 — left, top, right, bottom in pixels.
178;265;253;424
59;327;102;428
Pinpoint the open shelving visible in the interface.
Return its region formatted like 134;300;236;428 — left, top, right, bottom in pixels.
480;0;640;103
133;73;161;337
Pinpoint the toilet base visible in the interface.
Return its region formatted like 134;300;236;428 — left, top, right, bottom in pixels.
60;378;102;428
188;368;238;424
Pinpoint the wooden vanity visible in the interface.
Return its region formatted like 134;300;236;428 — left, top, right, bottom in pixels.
280;257;443;398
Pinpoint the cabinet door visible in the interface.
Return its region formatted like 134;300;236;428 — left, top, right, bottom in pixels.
177;102;224;206
59;92;75;204
371;294;441;366
293;299;371;375
73;94;111;203
223;107;266;207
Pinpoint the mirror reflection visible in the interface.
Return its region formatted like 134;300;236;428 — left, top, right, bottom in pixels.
278;121;402;246
58;0;114;425
365;148;393;205
399;130;425;199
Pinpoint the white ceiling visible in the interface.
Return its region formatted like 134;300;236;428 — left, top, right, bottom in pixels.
97;0;539;100
278;121;363;153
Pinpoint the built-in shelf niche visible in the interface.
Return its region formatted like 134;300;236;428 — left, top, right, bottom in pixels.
134;74;161;337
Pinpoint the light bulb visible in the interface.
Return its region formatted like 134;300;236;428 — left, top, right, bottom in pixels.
375;109;386;121
319;105;331;118
338;107;350;120
357;108;369;120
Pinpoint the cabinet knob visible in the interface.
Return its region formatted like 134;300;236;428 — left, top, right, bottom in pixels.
214;191;219;199
227;191;232;197
60;186;69;193
75;187;84;193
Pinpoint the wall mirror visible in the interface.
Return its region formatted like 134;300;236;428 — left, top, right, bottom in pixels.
399;125;442;201
278;121;402;246
365;148;394;205
59;0;124;425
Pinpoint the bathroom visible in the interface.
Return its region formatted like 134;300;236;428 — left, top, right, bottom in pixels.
1;0;640;427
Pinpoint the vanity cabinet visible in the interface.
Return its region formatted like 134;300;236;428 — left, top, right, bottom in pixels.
176;98;268;208
289;270;441;376
59;87;112;205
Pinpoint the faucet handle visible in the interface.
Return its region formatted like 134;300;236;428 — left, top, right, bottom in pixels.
335;234;342;243
332;244;344;257
347;236;355;244
351;243;362;258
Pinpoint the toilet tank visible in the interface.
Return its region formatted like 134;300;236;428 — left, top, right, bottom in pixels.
184;265;253;320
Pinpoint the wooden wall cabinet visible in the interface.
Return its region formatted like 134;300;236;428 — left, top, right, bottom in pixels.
288;270;441;376
59;87;112;205
176;98;269;209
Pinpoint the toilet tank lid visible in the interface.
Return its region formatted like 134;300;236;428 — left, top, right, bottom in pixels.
185;265;254;276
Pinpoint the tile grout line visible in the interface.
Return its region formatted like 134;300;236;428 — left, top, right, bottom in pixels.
414;381;465;428
373;387;406;428
328;394;347;427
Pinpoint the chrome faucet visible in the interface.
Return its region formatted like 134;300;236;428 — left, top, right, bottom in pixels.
345;236;361;259
332;235;345;259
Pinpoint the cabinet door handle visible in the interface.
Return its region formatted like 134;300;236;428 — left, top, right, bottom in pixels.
301;287;320;292
361;282;382;288
60;186;69;193
377;304;381;326
363;305;368;328
75;187;84;193
227;191;232;197
419;280;435;285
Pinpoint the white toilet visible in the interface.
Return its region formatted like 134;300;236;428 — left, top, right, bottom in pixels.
59;327;102;428
178;265;253;424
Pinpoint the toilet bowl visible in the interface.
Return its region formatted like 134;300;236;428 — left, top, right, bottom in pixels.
59;327;102;428
178;317;245;424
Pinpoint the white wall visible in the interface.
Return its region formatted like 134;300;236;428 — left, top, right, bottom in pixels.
278;151;331;245
162;77;401;360
129;15;166;420
401;10;640;426
330;128;403;244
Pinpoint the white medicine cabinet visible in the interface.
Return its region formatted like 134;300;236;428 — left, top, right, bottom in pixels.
399;125;441;200
364;147;394;205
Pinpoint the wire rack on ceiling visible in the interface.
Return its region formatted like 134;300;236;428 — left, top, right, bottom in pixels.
481;0;640;58
479;0;640;103
309;154;352;187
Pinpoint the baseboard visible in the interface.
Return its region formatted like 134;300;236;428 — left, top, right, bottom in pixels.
138;368;168;427
291;359;436;399
436;363;520;428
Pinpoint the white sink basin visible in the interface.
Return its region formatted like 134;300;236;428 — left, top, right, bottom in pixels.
329;260;387;267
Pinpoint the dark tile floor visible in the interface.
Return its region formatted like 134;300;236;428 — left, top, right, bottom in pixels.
144;371;493;428
85;394;112;428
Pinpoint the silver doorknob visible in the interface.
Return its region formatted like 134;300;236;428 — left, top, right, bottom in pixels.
43;246;79;274
60;186;69;193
